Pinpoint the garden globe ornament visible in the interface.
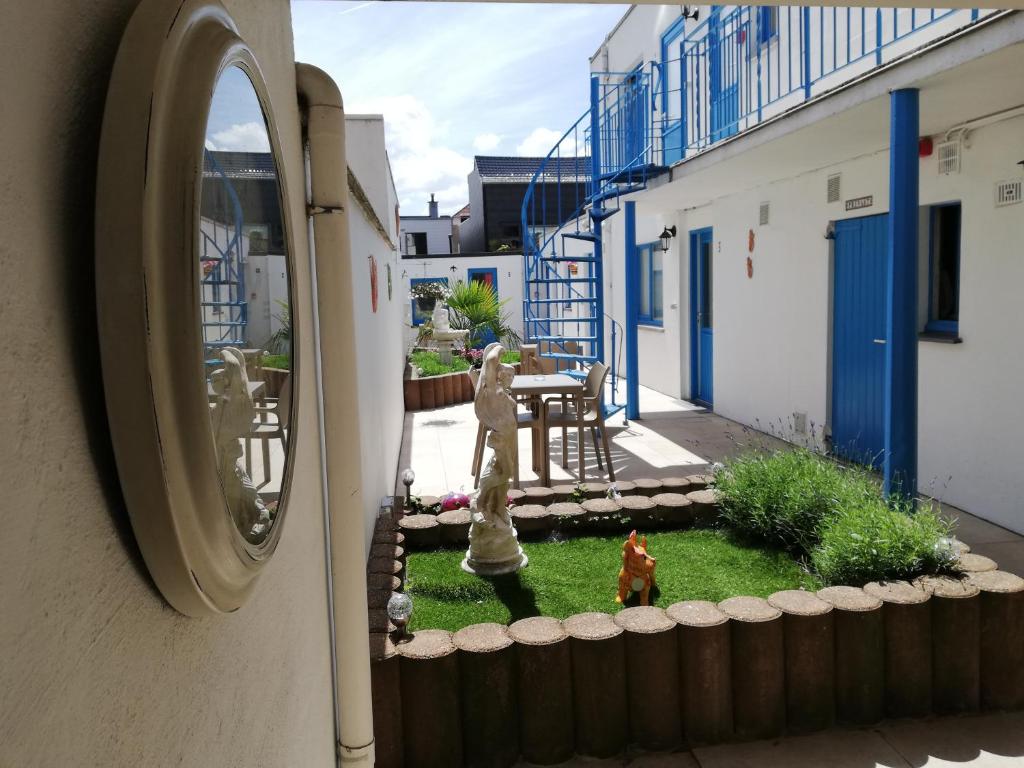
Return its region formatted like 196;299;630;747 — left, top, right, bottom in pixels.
387;592;413;641
401;468;415;511
461;343;528;576
616;530;657;606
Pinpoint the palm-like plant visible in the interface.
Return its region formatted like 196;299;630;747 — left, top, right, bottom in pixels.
445;280;521;350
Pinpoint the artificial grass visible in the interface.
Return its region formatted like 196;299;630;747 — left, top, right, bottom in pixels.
405;529;819;632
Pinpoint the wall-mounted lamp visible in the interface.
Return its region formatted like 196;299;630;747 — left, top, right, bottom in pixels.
824;222;836;241
682;5;700;20
449;265;458;273
659;225;677;253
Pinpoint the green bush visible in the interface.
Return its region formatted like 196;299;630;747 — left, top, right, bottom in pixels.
500;350;520;364
714;448;956;586
262;354;290;370
714;448;873;554
410;350;470;377
811;497;954;585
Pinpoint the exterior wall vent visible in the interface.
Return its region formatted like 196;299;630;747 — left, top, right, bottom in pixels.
996;180;1022;207
759;202;770;226
827;174;841;203
936;140;961;175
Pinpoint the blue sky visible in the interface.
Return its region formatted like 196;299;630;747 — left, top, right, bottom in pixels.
291;1;628;215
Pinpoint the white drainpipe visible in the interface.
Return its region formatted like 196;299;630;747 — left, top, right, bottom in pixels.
295;62;375;767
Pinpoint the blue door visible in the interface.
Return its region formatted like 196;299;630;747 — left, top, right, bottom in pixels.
832;214;888;467
467;267;499;347
689;228;714;406
709;7;740;142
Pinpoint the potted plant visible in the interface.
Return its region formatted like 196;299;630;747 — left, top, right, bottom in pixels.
410;281;448;314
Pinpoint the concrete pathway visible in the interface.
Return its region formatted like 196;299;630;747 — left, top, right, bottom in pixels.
515;712;1024;767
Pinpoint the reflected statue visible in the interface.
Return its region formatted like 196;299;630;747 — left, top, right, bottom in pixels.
461;343;528;575
209;347;271;542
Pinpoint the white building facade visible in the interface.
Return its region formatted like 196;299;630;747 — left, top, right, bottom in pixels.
534;6;1024;532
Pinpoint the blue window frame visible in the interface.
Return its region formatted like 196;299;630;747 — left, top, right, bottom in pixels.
410;277;448;326
925;202;961;335
467;267;498;293
638;242;663;326
756;6;779;44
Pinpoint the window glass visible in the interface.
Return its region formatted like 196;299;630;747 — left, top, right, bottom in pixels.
930;204;961;329
640;246;652;318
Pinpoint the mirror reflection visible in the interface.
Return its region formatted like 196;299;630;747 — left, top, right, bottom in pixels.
201;65;291;545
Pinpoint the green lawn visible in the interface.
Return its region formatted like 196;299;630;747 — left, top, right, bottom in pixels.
405;529;819;632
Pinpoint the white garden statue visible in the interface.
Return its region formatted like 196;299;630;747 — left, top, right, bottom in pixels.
461;343;528;575
209;346;272;542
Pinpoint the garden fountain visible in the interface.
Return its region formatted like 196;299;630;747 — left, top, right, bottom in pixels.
430;301;469;365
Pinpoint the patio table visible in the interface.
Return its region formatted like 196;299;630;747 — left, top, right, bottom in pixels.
510;373;585;486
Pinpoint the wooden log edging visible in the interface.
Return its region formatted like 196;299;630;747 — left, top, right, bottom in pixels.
817;585;885;725
403;371;475;411
719;596;786;740
768;589;835;733
614;606;682;750
563;612;629;758
373;516;1024;765
667;600;732;745
508;617;574;765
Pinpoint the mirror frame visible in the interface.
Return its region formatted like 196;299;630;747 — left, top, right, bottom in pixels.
96;0;299;616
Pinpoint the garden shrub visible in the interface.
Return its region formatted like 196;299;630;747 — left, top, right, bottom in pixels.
411;350;470;377
714;448;874;554
715;448;955;586
811;497;955;585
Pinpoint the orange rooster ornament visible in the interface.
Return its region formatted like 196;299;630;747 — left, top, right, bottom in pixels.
616;530;657;606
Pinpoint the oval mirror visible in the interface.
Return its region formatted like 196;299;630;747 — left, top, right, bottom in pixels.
201;65;293;548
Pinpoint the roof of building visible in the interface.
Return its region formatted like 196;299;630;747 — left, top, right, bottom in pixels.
474;155;589;182
203;150;277;180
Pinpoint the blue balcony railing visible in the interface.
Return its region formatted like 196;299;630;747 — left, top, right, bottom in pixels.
632;6;990;167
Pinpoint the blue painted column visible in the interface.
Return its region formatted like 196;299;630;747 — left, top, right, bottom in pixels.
884;88;919;499
624;202;640;420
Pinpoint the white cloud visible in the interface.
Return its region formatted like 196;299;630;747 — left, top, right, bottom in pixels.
472;133;502;153
352;94;473;215
207;122;270;153
515;127;562;157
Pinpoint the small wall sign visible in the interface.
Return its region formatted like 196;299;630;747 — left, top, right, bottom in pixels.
845;195;874;211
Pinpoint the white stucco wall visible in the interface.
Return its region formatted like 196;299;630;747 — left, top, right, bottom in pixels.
0;1;340;766
462;167;486;252
346;120;406;549
346;114;396;233
604;107;1024;532
399;215;453;255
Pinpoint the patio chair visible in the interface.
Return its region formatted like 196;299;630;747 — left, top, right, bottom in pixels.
246;375;291;488
542;361;614;481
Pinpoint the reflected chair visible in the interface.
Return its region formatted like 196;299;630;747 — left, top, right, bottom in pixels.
542;361;614;481
246;375;291;488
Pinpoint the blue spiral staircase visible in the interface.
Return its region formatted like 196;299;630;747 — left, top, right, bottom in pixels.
200;150;247;360
520;72;666;415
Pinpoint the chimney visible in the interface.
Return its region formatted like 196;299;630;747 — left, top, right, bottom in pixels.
428;193;438;219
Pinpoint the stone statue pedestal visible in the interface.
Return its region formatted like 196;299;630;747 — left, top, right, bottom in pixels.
461;515;528;575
